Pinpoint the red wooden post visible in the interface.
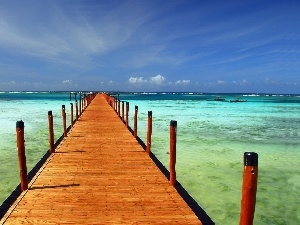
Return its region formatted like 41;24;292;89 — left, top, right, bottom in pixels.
122;101;125;123
134;106;138;138
83;94;86;110
16;120;28;191
170;120;177;186
87;94;90;105
146;111;152;155
126;102;129;128
239;152;258;225
62;105;67;137
112;97;114;109
48;111;55;153
79;93;82;115
118;99;120;117
70;103;74;127
75;100;78;121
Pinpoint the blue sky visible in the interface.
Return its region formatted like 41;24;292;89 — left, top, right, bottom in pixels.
0;0;299;93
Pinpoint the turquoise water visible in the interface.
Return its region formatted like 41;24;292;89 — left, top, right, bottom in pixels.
119;93;300;225
1;92;300;224
0;92;76;206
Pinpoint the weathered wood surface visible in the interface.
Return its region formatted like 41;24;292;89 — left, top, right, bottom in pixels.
1;94;202;224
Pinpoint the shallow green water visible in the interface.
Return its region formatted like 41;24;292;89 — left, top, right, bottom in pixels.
122;93;300;225
1;92;299;224
0;92;74;205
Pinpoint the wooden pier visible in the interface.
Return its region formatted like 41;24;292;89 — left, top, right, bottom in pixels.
0;94;203;224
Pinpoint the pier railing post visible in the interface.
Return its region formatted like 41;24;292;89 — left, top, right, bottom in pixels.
75;100;79;121
122;101;124;123
62;105;67;137
146;111;152;155
134;106;138;138
70;103;74;127
126;102;129;128
48;111;55;153
83;94;86;110
239;152;258;225
113;97;115;111
118;99;120;118
170;120;177;186
79;93;82;116
16;120;28;191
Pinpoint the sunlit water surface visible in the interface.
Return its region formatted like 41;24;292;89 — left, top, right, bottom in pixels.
1;92;299;224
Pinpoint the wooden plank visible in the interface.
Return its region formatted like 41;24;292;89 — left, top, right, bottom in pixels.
1;94;202;225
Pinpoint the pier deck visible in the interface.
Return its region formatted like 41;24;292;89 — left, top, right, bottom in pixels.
1;94;202;224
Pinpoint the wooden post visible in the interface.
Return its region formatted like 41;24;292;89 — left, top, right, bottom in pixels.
79;93;82;115
112;97;114;109
70;103;74;127
74;93;77;101
48;111;55;153
83;94;85;111
239;152;258;225
146;111;152;155
170;120;177;186
16;120;28;191
118;99;120;118
126;102;129;128
122;101;124;123
83;94;86;110
134;106;138;138
69;92;71;100
62;105;67;137
75;100;78;121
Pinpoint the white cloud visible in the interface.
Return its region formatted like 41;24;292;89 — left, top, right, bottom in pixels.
0;1;151;68
217;80;226;85
128;77;147;84
175;79;190;85
149;74;166;85
240;79;251;85
5;81;16;86
62;80;72;84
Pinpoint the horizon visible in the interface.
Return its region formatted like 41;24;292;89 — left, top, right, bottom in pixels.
1;90;300;96
1;0;299;94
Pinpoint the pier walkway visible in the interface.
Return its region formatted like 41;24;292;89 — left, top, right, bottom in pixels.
1;94;202;224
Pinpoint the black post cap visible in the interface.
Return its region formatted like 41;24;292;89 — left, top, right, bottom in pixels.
48;111;52;115
135;106;138;110
170;120;177;127
244;152;258;166
16;120;24;129
62;105;65;109
148;111;152;116
70;103;73;106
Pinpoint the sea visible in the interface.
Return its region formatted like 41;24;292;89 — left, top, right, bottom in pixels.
0;91;299;225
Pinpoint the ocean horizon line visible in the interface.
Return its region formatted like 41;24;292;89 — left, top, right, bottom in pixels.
1;91;300;96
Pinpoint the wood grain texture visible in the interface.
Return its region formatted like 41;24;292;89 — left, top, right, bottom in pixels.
1;94;202;225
